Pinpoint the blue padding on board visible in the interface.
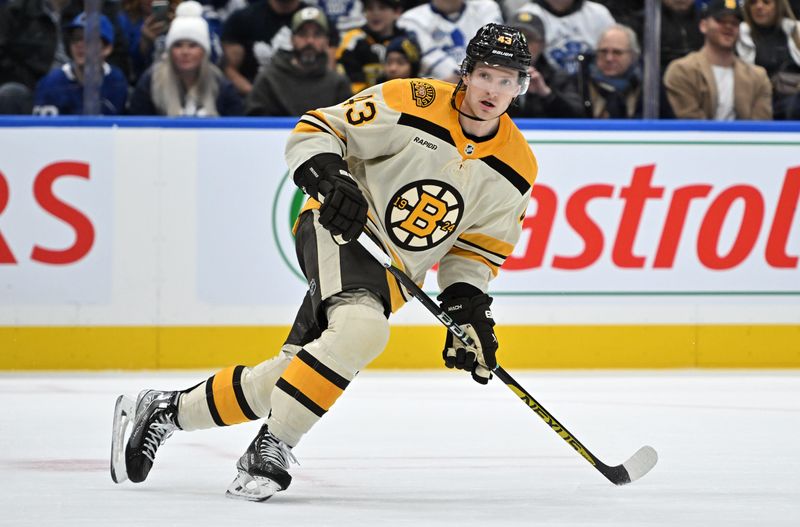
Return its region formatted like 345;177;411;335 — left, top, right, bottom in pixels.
1;115;800;132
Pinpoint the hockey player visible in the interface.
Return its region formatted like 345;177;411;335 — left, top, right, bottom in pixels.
111;22;537;502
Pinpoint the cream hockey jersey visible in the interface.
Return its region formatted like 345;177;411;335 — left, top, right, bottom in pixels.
285;79;538;311
397;0;502;80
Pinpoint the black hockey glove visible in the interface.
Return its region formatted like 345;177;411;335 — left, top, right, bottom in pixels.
293;153;368;242
438;283;498;385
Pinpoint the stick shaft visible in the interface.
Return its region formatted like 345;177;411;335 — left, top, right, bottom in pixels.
354;231;624;481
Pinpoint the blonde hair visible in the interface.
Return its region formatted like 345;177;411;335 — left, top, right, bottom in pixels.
151;54;222;116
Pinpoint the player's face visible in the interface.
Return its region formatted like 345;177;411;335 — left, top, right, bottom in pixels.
170;40;205;74
461;63;520;120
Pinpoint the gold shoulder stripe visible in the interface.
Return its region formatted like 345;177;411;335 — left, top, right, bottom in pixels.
380;78;409;112
388;79;459;130
492;121;538;190
293;121;325;135
305;110;346;143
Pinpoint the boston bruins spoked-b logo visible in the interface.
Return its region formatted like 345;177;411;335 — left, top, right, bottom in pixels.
385;180;464;251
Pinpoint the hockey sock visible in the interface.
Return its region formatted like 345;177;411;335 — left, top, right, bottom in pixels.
177;347;296;431
268;296;389;446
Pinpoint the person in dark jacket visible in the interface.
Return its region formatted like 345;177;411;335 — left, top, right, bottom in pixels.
580;22;673;119
506;11;585;118
0;0;71;113
661;0;705;74
128;1;243;116
245;6;352;115
737;0;800;119
221;0;333;97
33;12;129;115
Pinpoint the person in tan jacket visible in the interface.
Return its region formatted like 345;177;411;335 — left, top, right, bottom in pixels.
664;0;773;120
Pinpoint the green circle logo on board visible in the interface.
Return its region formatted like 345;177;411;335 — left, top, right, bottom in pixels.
271;171;306;282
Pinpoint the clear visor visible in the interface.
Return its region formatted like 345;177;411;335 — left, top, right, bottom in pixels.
468;63;530;96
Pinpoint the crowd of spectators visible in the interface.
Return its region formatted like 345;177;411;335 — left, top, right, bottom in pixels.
1;0;798;119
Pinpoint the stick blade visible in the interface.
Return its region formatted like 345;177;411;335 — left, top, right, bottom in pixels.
620;445;658;484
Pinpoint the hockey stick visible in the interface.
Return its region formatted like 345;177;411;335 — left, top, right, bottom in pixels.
352;230;658;486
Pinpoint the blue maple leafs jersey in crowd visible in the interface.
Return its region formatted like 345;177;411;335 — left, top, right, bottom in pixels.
311;0;365;32
397;0;502;80
515;0;614;74
33;62;129;116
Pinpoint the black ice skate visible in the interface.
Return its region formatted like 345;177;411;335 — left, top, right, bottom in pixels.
226;424;297;502
121;390;181;483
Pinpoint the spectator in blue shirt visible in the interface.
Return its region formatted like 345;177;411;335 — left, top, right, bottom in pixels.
33;12;129;115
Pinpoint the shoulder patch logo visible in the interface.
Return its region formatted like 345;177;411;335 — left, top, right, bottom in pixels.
385;180;464;251
410;80;436;108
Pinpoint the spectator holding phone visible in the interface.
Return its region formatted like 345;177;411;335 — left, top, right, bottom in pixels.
119;0;178;83
128;1;243;115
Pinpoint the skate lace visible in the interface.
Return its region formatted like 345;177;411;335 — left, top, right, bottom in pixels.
258;434;298;469
142;412;177;463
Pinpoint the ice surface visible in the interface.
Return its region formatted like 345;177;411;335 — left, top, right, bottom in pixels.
1;370;798;526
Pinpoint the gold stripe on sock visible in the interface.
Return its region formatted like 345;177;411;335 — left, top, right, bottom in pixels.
210;366;252;425
280;357;344;412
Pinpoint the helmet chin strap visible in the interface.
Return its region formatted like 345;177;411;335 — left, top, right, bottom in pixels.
450;79;488;122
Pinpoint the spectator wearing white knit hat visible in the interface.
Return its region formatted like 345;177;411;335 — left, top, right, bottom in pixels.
128;0;243;115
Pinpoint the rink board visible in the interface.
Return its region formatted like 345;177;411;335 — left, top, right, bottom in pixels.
1;324;799;370
0;118;798;369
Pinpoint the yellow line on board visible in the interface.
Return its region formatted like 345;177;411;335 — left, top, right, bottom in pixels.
0;325;798;370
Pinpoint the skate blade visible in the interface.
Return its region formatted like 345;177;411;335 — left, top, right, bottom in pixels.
225;470;283;502
110;394;135;484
